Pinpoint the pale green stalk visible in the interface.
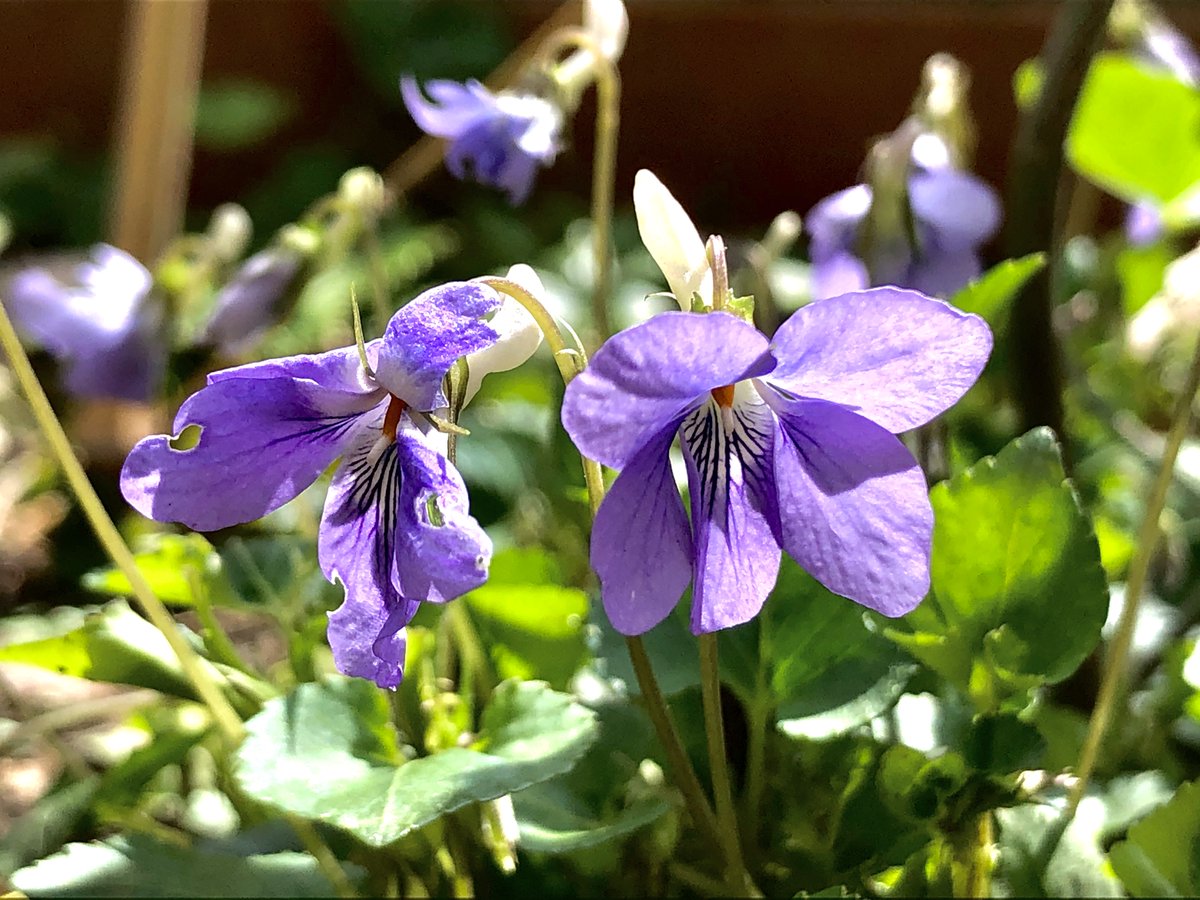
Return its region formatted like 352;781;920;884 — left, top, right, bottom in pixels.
538;28;621;340
1068;334;1200;814
475;276;725;858
0;298;246;746
699;633;753;895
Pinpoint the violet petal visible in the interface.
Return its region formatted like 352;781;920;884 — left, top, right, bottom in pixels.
591;426;693;636
120;350;385;531
765;288;992;434
373;281;500;411
561;310;775;469
681;394;782;634
765;392;932;617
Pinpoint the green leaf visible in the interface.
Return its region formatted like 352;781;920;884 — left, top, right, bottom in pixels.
83;534;222;607
1116;242;1174;315
887;428;1108;712
94;721;211;811
0;599;220;700
461;547;589;688
1067;53;1200;206
195;80;294;152
995;772;1172;898
594;605;701;698
877;745;968;822
512;781;671;853
721;561;914;739
220;534;331;609
10;834;351;897
0;778;99;879
1110;778;1200;897
960;713;1045;774
234;677;598;846
949;253;1045;328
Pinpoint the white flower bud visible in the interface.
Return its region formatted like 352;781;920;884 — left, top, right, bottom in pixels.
633;169;712;310
338;167;387;219
206;203;252;263
462;263;545;404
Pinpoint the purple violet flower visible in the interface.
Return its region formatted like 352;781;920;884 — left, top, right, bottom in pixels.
805;166;1001;301
562;291;992;635
4;244;163;402
120;280;522;688
1125;201;1166;247
401;77;562;205
202;245;305;355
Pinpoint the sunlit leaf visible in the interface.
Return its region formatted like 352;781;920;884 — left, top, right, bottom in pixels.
949;253;1045;328
513;780;671;853
0;599;219;700
1068;54;1200;206
83;534;223;607
1109;778;1200;897
10;834;351;898
234;677;598;846
887;428;1108;712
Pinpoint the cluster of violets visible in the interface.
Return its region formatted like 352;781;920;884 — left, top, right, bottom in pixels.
115;167;989;688
3;0;1012;689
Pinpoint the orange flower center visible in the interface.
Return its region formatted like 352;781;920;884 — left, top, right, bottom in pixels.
710;384;735;408
382;395;407;441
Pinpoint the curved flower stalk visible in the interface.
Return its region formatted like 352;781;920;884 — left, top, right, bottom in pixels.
806;56;1001;301
401;0;628;206
3;244;163;401
120;267;544;688
565;173;993;635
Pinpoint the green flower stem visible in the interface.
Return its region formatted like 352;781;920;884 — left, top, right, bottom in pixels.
539;28;622;340
949;812;994;899
740;627;771;853
699;632;752;895
1069;333;1200;815
0;299;246;746
625;632;724;856
185;567;258;679
288;814;359;899
476;275;725;858
446;603;494;707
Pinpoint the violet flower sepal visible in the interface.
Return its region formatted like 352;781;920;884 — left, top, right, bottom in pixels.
561;289;993;636
121;273;543;688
